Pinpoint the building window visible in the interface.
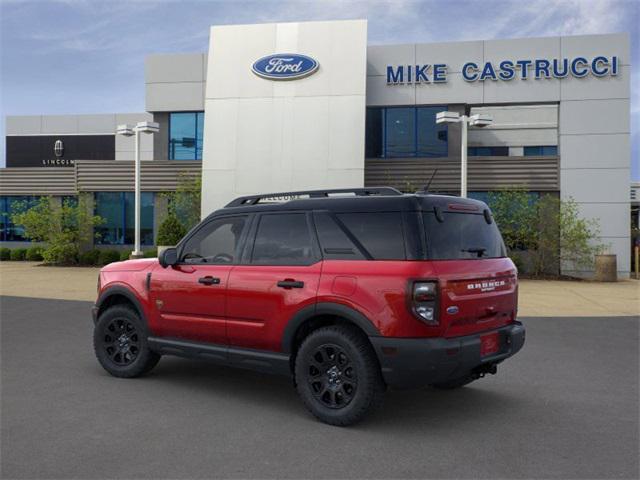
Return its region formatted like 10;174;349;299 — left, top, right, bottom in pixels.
524;146;558;156
0;196;39;242
468;146;509;156
365;106;448;158
169;112;204;160
95;192;154;245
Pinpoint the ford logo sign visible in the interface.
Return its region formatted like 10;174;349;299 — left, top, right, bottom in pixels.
252;53;319;81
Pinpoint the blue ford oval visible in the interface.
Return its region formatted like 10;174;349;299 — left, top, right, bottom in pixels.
252;53;319;80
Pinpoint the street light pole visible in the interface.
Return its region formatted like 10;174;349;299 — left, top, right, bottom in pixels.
116;121;159;259
134;128;141;257
461;118;468;198
436;111;492;198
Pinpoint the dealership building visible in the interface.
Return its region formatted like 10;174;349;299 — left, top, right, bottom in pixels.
0;20;632;277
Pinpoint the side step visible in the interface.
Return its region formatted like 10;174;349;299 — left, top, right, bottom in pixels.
148;337;291;376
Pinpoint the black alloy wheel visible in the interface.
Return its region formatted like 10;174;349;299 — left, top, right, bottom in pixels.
93;305;160;378
101;317;140;366
307;343;358;409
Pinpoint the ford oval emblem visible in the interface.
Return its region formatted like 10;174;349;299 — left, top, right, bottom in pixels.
447;306;459;315
252;53;319;81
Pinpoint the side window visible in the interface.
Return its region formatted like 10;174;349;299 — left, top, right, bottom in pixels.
180;216;247;264
336;212;406;260
314;212;366;260
251;213;316;265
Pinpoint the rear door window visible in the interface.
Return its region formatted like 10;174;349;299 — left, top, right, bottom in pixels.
423;212;506;260
251;213;316;265
336;212;406;260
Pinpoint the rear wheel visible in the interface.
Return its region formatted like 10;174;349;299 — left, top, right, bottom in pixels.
93;305;160;378
294;325;385;426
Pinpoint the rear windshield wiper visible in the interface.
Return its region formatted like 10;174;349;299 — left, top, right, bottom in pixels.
461;247;487;258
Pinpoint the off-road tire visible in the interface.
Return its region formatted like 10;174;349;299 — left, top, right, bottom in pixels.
430;375;475;389
93;305;160;378
295;325;385;426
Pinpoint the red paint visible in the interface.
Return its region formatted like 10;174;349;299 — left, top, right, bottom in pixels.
98;256;517;351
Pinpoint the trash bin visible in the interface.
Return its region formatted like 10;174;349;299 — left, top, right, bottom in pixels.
594;254;617;282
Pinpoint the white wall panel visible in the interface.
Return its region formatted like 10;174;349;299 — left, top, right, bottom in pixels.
560;134;629;169
201;20;367;214
560;99;629;135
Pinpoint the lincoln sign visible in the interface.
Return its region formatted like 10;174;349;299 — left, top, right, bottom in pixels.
386;55;620;84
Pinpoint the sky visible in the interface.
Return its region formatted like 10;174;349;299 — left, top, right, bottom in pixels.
1;0;638;179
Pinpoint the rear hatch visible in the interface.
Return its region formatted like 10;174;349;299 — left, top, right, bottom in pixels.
423;207;517;338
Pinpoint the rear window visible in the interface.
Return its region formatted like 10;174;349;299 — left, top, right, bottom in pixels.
423;212;506;260
335;212;406;260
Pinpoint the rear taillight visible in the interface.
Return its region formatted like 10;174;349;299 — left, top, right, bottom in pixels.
411;281;438;325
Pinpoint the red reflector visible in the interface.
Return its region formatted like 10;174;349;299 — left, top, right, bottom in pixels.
480;332;500;357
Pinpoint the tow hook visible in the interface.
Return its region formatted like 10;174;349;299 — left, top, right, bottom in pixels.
472;363;498;379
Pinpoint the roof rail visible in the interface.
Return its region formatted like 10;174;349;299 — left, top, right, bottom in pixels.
225;187;402;207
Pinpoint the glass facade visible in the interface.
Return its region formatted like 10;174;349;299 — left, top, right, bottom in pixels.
169;112;204;160
0;196;39;242
524;146;558;156
366;106;448;158
95;192;154;245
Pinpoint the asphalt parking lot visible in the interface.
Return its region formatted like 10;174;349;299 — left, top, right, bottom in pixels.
1;296;638;479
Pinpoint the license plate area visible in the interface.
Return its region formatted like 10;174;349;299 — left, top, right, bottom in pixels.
480;332;500;357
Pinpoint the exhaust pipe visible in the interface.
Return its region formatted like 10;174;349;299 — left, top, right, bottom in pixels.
472;363;498;379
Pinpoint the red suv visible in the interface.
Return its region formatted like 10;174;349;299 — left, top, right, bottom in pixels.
92;188;525;426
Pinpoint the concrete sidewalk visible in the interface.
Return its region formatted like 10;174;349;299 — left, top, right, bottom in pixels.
0;261;638;317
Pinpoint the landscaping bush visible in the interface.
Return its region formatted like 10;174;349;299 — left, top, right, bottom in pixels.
157;213;187;246
143;248;158;258
120;250;132;261
10;248;27;261
11;196;104;265
98;250;121;266
0;248;11;261
79;249;101;266
25;246;44;261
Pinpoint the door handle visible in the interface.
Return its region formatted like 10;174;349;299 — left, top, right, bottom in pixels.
198;276;221;286
277;279;304;289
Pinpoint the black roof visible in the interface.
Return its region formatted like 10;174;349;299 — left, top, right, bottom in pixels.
206;187;489;219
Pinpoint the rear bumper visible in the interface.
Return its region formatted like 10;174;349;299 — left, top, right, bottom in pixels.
369;322;525;389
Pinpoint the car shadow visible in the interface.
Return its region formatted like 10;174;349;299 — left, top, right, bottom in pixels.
137;356;528;432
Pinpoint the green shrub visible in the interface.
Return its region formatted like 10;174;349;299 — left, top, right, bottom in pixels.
25;246;44;261
98;250;121;266
10;248;27;261
120;250;132;261
143;248;158;258
157;213;186;246
0;248;11;261
79;249;101;266
11;196;104;265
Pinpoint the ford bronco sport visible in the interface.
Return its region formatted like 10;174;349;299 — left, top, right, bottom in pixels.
92;187;525;426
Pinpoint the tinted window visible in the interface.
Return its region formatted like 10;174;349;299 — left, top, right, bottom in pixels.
416;107;448;157
169;112;204;160
365;108;383;158
337;213;405;260
468;146;509;156
524;145;558;156
386;108;415;157
252;214;315;265
424;212;506;260
95;192;154;245
181;216;247;264
314;212;366;260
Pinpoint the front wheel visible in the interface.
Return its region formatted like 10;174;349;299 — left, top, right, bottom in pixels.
93;305;160;378
294;325;385;426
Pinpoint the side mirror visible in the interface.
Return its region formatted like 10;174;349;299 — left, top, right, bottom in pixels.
159;247;178;268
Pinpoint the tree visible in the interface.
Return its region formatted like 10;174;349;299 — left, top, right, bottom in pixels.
11;196;104;265
163;173;201;231
487;189;604;277
156;213;187;246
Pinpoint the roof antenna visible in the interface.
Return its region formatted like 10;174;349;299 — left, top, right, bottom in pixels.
417;169;438;194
